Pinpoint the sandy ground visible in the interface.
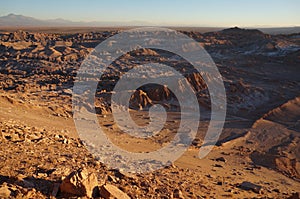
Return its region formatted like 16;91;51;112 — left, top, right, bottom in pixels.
0;94;299;198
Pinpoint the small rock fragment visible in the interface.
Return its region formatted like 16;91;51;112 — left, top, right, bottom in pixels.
108;175;118;183
214;164;223;168
273;188;280;193
173;188;184;198
215;157;226;162
239;181;262;193
217;181;223;186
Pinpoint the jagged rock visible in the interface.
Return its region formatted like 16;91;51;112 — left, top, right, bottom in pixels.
0;183;11;198
137;48;159;56
16;174;35;188
100;184;131;199
214;164;223;168
2;131;25;142
287;192;300;199
215;157;226;162
129;90;152;110
239;181;262;193
186;72;206;92
107;175;118;183
59;168;99;198
173;188;184;198
144;85;173;102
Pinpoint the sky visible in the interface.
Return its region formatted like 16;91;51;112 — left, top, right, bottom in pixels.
1;0;299;27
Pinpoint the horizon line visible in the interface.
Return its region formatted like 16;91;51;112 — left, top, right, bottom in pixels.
1;13;299;29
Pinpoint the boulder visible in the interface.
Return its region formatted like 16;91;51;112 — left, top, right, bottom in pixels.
100;184;131;199
59;168;99;198
0;183;11;198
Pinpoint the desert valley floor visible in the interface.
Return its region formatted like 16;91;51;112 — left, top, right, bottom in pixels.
0;27;299;198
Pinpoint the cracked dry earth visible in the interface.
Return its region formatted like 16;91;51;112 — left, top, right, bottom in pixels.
0;27;300;198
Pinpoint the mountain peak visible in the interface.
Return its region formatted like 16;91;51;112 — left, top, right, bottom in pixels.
221;26;264;35
6;13;24;17
7;13;18;16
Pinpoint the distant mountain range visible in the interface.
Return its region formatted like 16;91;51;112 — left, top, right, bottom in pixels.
0;13;153;27
0;13;299;34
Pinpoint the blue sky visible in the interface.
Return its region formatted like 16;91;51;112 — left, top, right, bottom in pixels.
1;0;299;27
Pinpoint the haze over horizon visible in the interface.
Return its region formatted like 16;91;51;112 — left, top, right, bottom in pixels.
1;0;299;27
